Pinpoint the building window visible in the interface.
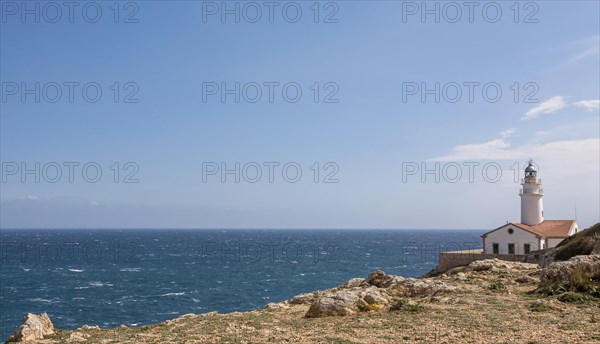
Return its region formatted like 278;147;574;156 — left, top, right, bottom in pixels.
508;243;515;255
508;228;514;234
524;244;530;254
493;243;499;254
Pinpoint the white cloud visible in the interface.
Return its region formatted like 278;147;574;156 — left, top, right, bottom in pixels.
565;35;600;65
430;139;513;161
431;138;599;181
574;99;600;112
522;96;567;120
25;195;40;201
549;35;600;68
499;128;517;139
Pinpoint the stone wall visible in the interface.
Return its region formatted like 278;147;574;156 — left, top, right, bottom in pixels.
426;249;539;276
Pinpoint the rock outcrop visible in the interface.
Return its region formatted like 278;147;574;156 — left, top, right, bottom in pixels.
271;256;596;318
68;332;89;342
466;258;539;273
305;289;362;317
538;223;600;267
304;270;453;317
538;254;600;292
5;313;54;343
289;292;322;305
364;270;398;288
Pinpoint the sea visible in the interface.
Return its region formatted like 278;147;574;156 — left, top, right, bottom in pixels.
0;229;483;339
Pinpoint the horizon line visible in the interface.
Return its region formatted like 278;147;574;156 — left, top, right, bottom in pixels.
0;227;487;231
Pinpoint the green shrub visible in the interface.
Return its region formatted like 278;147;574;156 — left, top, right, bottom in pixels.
356;303;381;312
557;292;588;303
528;300;553;312
390;299;424;313
356;303;370;312
488;280;507;292
368;304;381;311
546;282;568;296
570;266;591;290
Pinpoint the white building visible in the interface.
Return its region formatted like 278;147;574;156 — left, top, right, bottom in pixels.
481;161;579;255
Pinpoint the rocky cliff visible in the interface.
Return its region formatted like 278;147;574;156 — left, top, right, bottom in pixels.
539;223;600;266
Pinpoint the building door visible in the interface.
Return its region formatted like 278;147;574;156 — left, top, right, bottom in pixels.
508;243;515;255
524;244;531;254
493;243;499;254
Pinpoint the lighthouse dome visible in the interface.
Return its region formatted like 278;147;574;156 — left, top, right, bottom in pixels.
525;163;537;172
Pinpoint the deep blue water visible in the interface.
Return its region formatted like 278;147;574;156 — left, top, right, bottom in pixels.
0;229;482;339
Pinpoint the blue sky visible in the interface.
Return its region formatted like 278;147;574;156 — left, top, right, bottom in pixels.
1;1;599;229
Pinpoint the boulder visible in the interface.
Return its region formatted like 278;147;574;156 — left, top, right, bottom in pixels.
68;332;89;342
289;292;321;305
365;270;395;288
5;313;54;343
305;290;360;317
304;286;392;317
362;287;390;305
303;269;455;317
340;278;365;289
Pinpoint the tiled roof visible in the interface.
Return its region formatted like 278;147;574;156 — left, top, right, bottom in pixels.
512;220;575;237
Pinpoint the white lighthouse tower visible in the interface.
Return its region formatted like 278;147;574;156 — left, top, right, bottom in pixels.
520;160;544;225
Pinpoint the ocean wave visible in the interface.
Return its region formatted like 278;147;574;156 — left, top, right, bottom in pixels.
88;281;113;287
120;268;141;272
26;298;56;304
161;292;185;297
69;269;84;272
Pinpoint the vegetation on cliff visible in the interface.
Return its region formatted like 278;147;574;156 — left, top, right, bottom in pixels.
553;223;600;261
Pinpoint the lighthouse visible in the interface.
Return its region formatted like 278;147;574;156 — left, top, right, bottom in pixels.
520;160;544;225
481;160;578;255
